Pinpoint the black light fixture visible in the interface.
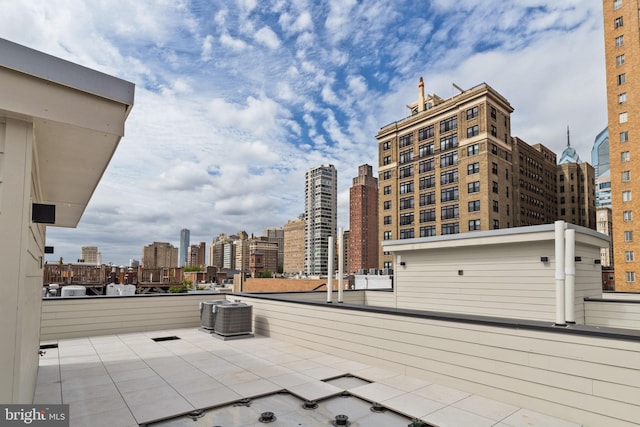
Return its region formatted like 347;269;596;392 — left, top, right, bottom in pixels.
594;259;602;265
574;256;582;262
540;256;549;263
32;203;56;224
44;246;54;254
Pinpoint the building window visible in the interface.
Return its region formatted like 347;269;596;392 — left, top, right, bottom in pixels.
626;251;635;262
468;200;480;212
490;106;497;119
493;200;499;213
383;141;391;150
621;151;630;162
467;144;479;156
441;187;459;202
441;222;460;235
624;230;634;242
383;261;392;268
383;231;392;240
560;196;565;204
619;92;627;103
616;54;626;66
441;204;459;220
468;219;481;231
619;111;628;123
419;143;434;157
561;208;566;216
626;271;636;283
400;212;414;226
614;0;622;10
418;125;435;141
383;215;391;225
467;162;479;175
491;162;498;174
399;149;413;164
493;219;500;229
441;169;459;185
383;200;391;210
420;209;436;223
623;190;632;202
399;228;415;239
468;181;480;193
618;74;626;85
382;170;391;180
383;185;391;195
614;16;624;28
400;165;413;178
440;115;458;133
491;144;498;154
620;131;629;142
399;133;413;148
420;192;436;206
467;125;479;138
440;134;458;151
419;175;436;190
419;158;435;173
383;155;391;165
440;151;458;167
420;226;436;237
399;181;414;194
624;210;633;221
615;35;624;47
622;170;631;182
466;106;479;120
399;196;414;210
492;181;499;193
491;125;497;137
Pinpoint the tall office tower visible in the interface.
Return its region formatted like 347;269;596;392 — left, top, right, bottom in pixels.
80;246;100;264
209;232;244;270
511;138;558;226
179;229;190;267
187;242;206;268
234;237;250;273
141;242;178;268
283;216;305;274
598;207;614;267
377;79;514;269
592;127;611;208
603;1;640;290
349;164;379;273
249;236;279;277
304;164;337;276
263;226;285;273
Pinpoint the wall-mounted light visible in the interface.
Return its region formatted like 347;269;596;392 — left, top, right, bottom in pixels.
540;256;549;263
399;262;406;267
44;246;54;254
458;270;464;276
594;259;601;265
574;256;582;262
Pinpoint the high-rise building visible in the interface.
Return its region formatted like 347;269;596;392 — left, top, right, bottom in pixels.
142;242;178;268
602;0;639;290
80;246;100;264
377;78;596;269
187;242;206;268
557;132;596;229
349;164;379;273
304;164;337;276
209;232;246;271
264;227;285;273
283;216;305;274
235;237;250;273
179;229;190;267
592;127;611;208
249;236;279;277
598;207;614;267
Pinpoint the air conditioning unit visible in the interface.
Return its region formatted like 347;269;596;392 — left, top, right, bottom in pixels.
214;303;253;337
61;285;86;297
200;300;229;330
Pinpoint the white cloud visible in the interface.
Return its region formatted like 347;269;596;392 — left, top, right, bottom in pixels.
201;34;214;61
254;26;281;50
220;32;247;51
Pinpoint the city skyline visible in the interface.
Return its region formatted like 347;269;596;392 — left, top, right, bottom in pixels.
0;2;607;265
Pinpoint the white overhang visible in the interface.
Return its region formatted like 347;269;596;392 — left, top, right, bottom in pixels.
0;38;134;227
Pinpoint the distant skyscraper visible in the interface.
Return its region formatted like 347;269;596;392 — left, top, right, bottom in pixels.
304;165;337;276
142;242;178;268
179;229;190;267
80;246;100;264
283;216;305;274
264;227;284;273
187;242;206;267
592;127;611;208
349;164;379;273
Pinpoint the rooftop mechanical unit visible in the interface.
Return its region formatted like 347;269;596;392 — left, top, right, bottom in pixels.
213;302;253;337
199;300;229;330
61;285;86;297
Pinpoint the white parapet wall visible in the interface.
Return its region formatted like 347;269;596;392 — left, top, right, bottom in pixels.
382;223;609;323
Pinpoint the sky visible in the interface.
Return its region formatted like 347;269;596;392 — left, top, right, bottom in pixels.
1;1;607;266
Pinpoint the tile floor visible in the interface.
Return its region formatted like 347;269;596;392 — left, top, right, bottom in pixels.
35;328;582;427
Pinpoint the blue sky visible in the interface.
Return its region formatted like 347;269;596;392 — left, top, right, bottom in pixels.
1;1;606;265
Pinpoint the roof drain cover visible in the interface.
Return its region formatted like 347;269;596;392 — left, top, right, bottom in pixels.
340;391;351;398
187;409;205;420
408;419;432;427
302;400;318;410
259;411;276;423
370;402;386;413
332;414;350;426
